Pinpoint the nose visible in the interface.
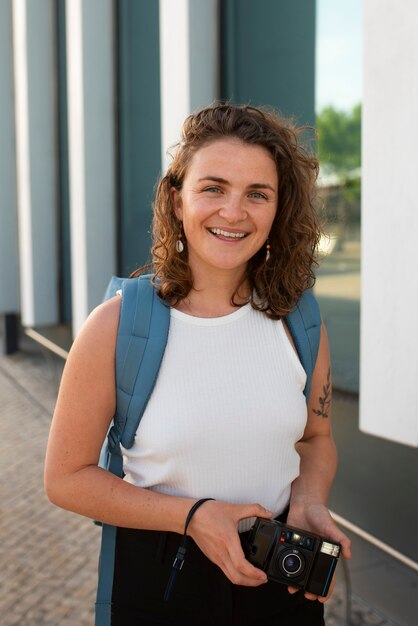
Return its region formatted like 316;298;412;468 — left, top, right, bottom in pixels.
217;194;247;223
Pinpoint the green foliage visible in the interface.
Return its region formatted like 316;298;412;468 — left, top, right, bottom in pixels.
316;104;361;174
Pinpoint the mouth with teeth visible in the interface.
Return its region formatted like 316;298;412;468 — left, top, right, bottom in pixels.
207;227;249;240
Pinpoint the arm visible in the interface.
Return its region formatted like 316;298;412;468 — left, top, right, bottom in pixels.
44;296;270;586
44;296;192;531
286;323;352;601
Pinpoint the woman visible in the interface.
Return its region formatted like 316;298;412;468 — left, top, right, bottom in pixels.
45;102;351;625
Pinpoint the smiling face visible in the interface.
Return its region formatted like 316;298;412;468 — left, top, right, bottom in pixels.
171;138;278;285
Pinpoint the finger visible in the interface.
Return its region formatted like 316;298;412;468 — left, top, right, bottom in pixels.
326;519;352;560
331;531;351;560
322;523;352;561
228;534;268;582
236;503;273;523
340;535;352;560
288;587;323;602
218;537;267;586
304;592;319;602
221;554;268;587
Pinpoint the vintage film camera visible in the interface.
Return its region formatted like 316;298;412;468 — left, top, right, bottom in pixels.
245;518;341;597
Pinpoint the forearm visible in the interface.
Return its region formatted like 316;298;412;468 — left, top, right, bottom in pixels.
45;465;194;534
290;434;337;509
45;463;276;587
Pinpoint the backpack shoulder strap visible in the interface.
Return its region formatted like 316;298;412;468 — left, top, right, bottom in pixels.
284;290;321;401
102;275;124;301
106;275;170;476
95;275;170;626
116;275;170;449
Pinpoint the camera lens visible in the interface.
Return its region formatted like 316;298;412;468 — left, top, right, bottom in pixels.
283;554;301;574
279;550;305;577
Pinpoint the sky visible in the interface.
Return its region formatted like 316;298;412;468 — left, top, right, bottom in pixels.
315;0;363;113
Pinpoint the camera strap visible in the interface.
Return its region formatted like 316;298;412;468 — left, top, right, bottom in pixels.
164;498;215;601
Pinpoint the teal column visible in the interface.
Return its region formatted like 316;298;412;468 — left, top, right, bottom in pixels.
220;0;316;125
57;0;72;323
117;1;161;276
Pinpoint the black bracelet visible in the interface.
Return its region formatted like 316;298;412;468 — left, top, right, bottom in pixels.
164;498;215;601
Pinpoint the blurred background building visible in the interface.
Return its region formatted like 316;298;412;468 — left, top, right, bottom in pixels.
1;0;417;580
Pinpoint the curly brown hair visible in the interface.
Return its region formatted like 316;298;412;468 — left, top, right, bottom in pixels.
132;102;321;318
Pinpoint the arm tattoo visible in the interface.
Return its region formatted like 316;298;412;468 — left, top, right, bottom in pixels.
312;368;331;418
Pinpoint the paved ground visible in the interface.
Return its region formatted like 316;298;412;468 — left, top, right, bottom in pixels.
0;339;99;626
0;334;404;625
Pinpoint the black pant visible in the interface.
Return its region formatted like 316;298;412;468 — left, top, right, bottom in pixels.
111;526;324;626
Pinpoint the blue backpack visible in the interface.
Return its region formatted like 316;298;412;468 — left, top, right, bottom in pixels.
95;274;321;626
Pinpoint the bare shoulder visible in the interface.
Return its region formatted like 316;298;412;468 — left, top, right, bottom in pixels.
79;294;121;340
45;296;122;482
68;295;121;363
51;295;122;440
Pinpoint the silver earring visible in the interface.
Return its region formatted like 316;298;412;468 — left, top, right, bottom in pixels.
176;232;184;253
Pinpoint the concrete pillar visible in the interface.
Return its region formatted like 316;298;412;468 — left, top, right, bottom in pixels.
0;0;19;315
66;0;117;336
360;0;418;446
159;0;219;171
12;0;59;326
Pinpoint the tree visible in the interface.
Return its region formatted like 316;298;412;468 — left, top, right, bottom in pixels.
316;104;361;174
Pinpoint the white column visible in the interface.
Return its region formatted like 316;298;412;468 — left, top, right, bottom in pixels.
66;0;117;336
0;0;19;314
12;0;58;326
360;0;418;446
159;0;219;171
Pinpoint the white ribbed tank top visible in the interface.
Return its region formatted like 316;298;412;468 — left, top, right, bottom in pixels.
122;303;307;531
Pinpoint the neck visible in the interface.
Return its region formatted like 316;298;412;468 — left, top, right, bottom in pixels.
176;267;251;318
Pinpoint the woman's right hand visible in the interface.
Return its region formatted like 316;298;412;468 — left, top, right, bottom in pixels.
187;500;273;586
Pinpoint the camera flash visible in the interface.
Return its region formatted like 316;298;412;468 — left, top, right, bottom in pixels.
292;533;301;543
320;542;340;557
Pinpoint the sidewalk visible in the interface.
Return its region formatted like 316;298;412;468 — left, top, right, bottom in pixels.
0;334;411;625
0;337;99;626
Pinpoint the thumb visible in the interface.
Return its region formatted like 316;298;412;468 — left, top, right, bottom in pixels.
326;524;352;561
339;534;352;560
237;503;273;522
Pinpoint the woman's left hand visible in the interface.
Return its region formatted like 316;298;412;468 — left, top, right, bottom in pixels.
286;501;352;602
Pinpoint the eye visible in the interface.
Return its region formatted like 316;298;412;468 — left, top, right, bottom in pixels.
249;191;268;200
203;186;222;193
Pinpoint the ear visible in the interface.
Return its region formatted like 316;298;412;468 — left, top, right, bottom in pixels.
170;188;183;221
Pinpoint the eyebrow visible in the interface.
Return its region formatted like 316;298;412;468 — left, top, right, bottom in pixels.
198;176;276;193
